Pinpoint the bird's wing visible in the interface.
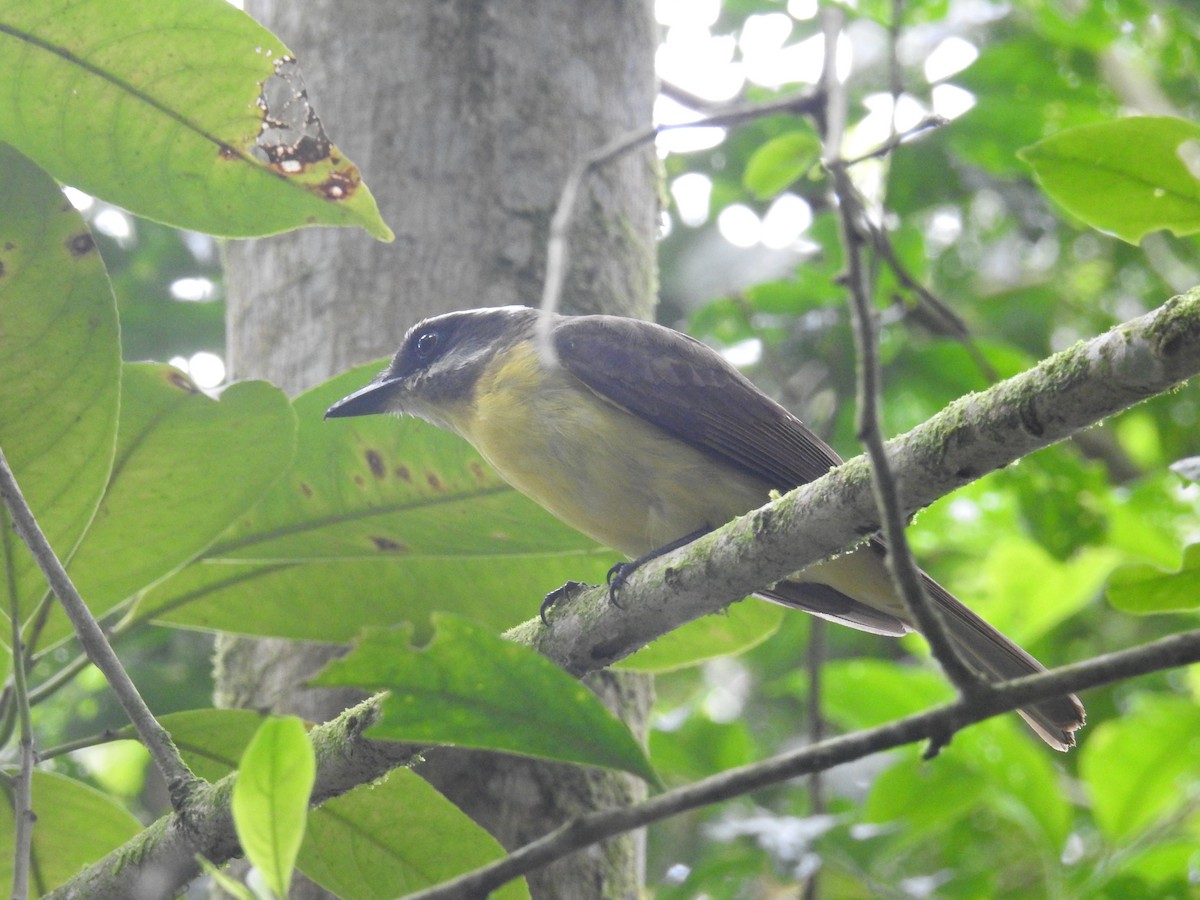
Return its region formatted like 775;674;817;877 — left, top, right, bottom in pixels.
553;315;842;489
554;315;910;635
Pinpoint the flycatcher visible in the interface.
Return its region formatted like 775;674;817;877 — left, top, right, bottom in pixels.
326;305;1084;749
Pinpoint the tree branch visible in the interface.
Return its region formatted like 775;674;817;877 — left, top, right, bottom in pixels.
44;695;417;900
403;629;1200;900
831;157;982;697
0;449;199;805
46;286;1200;899
523;287;1200;676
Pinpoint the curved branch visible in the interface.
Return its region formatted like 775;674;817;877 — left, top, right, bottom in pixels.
48;287;1200;898
403;629;1200;900
522;287;1200;676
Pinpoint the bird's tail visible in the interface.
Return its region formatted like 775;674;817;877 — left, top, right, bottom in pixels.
922;575;1085;750
761;561;1085;750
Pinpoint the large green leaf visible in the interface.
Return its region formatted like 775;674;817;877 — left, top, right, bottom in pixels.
232;717;315;900
0;0;390;239
0;770;141;895
127;708;267;783
298;770;530;900
1106;542;1200;614
1081;696;1200;844
30;364;295;649
138;556;610;643
313;614;659;783
137;364;615;640
0;142;120;649
977;536;1118;647
1020;117;1200;243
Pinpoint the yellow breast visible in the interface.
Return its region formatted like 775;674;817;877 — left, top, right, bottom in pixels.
448;340;772;559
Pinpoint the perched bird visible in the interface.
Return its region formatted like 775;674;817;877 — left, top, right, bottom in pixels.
326;306;1084;749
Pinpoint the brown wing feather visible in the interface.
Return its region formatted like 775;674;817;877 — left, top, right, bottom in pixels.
554;315;841;489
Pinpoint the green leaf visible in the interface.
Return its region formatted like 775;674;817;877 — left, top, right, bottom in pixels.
617;600;784;672
1020;117;1200;243
139;364;615;641
0;142;120;637
978;537;1118;646
864;719;1072;887
314;614;659;783
232;716;316;900
122;711;529;898
31;364;296;648
298;770;530;900
742;130;821;199
0;770;141;895
1107;542;1200;614
649;714;757;782
123;709;273;782
0;0;391;239
866;749;988;846
1080;696;1200;844
821;659;953;732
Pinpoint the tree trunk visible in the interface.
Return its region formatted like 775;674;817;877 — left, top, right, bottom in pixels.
220;1;658;896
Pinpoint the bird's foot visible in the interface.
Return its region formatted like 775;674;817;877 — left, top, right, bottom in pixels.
606;562;637;608
540;580;592;624
605;527;711;608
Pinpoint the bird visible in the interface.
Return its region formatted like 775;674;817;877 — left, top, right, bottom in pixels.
325;305;1085;749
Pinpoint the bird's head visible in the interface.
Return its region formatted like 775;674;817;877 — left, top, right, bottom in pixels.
324;305;540;431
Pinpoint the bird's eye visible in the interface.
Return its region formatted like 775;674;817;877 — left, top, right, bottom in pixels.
415;331;439;358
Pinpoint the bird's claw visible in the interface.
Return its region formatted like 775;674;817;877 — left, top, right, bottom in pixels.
606;562;636;608
540;580;590;624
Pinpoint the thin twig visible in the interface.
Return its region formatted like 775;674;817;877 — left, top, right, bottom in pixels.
399;629;1200;900
830;161;982;695
866;224;1001;381
37;728;124;763
4;512;34;900
841;115;946;167
0;448;199;805
536;88;824;356
820;11;979;697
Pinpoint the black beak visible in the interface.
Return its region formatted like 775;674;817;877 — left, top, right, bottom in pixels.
324;378;398;419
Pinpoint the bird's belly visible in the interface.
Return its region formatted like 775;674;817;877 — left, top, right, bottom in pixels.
463;379;771;559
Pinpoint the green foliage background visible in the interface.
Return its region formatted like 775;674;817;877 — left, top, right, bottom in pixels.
1;0;1200;897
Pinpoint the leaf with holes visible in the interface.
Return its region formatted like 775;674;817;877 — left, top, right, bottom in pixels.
0;0;391;239
30;363;295;651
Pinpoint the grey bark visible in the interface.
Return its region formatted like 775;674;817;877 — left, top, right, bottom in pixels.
219;1;659;897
